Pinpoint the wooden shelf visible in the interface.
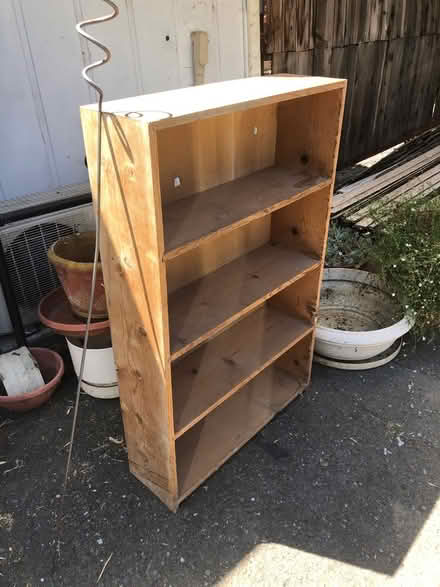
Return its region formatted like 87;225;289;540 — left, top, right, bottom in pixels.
81;75;346;510
163;167;330;259
168;243;320;360
172;304;312;437
176;365;305;501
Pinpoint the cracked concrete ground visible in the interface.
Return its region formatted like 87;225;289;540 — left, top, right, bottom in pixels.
1;339;439;586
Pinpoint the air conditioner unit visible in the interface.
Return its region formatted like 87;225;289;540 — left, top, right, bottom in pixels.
0;202;95;334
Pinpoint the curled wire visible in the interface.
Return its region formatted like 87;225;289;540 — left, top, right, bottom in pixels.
64;1;119;489
76;1;119;104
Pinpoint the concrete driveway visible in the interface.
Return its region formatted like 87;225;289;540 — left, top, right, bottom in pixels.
1;340;439;586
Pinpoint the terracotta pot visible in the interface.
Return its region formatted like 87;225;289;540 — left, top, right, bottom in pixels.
39;287;110;338
48;232;107;320
0;348;64;412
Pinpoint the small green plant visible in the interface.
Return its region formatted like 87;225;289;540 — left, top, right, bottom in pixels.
369;198;440;340
325;221;372;268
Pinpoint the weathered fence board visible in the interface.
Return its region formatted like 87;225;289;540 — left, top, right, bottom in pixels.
263;0;440;166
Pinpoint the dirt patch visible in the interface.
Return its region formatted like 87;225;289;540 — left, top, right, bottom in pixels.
0;513;14;532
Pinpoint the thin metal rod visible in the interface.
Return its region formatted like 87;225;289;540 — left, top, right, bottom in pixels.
64;0;119;489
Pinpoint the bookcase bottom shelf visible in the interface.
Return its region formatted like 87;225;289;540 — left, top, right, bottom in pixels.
176;363;307;502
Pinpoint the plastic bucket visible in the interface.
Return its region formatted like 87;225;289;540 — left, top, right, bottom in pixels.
66;335;119;399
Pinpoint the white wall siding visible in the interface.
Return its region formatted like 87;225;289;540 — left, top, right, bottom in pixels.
1;0;247;200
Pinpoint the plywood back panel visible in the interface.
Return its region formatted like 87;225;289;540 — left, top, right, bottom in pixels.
166;215;271;293
157;103;278;203
276;88;345;176
275;331;314;383
271;185;331;258
268;267;321;324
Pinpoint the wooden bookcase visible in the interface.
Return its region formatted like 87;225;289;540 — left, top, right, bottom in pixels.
81;75;346;511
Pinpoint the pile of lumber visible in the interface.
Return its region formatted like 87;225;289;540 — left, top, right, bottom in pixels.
332;126;440;228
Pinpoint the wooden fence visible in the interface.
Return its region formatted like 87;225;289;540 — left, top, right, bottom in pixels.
263;0;440;166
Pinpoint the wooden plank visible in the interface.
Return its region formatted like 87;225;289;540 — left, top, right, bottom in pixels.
296;0;314;51
332;0;347;47
312;48;332;76
276;329;314;383
354;176;440;228
163;167;330;259
272;51;287;73
272;185;331;258
172;304;312;437
368;0;390;42
347;163;440;224
344;0;362;45
168;243;320;360
375;38;404;148
284;0;297;51
157;104;277;204
277;86;346;176
313;0;335;49
415;36;437;131
83;75;346;129
268;267;321;327
389;0;407;39
80;110;178;511
404;0;423;37
330;45;358;163
348;42;387;163
176;364;307;501
332;145;440;212
166;217;270;294
286;50;314;75
271;0;285;52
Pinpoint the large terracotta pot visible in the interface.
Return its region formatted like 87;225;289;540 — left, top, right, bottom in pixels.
48;232;107;320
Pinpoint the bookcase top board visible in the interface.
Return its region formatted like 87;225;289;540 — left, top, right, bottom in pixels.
81;75;346;129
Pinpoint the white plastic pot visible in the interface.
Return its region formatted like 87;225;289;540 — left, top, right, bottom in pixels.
315;269;413;362
66;336;119;399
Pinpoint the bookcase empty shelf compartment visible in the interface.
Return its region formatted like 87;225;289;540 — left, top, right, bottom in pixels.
162;168;331;258
172;302;313;437
176;332;314;501
80;75;346;511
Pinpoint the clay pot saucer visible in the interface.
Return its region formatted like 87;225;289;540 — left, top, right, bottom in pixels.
39;288;110;338
0;348;64;412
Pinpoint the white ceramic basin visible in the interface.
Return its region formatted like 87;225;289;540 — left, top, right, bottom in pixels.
316;269;413;361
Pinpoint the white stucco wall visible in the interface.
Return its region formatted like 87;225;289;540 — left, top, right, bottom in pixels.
0;0;249;200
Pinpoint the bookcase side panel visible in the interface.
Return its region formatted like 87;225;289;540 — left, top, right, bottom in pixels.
80;109;178;510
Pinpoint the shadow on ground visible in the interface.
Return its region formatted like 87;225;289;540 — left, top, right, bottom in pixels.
1;339;439;586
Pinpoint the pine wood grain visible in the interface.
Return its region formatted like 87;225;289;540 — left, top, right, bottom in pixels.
84;75;345;129
176;364;306;500
172;304;312;437
157;104;277;205
166;217;271;294
168;243;320;360
80;109;178;511
163;167;330;259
